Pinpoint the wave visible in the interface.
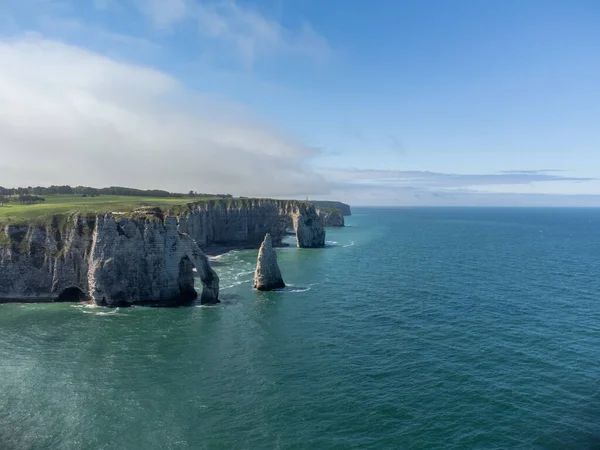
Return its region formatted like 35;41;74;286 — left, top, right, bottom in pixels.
286;287;312;293
325;240;339;248
209;250;239;260
221;279;252;290
279;284;312;293
217;265;256;290
80;307;124;316
70;303;98;309
342;240;355;248
71;303;124;315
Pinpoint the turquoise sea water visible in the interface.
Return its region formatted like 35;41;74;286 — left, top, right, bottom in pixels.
2;207;600;449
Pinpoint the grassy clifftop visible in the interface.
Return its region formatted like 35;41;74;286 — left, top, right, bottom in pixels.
311;201;351;216
0;195;314;226
0;195;202;226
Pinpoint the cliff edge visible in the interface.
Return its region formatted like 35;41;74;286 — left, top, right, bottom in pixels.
311;201;352;216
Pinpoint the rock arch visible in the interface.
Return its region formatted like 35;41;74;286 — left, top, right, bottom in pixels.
179;236;220;305
177;255;198;302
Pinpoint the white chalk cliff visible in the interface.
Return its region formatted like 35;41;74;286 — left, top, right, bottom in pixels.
0;199;325;305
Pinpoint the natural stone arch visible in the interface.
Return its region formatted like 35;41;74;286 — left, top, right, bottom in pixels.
177;255;198;302
185;251;219;305
177;233;220;305
85;215;220;307
56;286;88;302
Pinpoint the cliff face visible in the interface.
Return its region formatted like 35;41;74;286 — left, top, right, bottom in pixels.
311;201;352;216
176;199;325;249
86;213;219;307
316;208;345;227
0;211;219;306
0;199;325;305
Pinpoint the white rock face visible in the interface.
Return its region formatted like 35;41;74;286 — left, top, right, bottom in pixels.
86;214;219;306
254;234;285;291
289;203;325;248
0;212;219;306
176;199;325;249
0;199;325;305
316;208;345;227
0;218;95;302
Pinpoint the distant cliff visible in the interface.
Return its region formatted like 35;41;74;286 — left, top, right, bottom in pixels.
0;199;325;305
311;201;351;216
315;207;344;227
176;198;325;249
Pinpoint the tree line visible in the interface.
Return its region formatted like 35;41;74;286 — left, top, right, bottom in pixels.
0;185;232;199
0;194;46;206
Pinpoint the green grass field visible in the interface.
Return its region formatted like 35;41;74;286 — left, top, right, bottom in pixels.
0;195;205;225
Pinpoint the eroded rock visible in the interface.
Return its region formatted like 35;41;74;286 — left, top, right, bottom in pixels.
254;233;285;291
0;213;219;306
316;208;345;227
0;198;333;304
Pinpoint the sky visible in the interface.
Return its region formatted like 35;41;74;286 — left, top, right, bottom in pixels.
0;0;599;206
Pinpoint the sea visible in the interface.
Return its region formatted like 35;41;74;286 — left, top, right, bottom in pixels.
1;207;600;449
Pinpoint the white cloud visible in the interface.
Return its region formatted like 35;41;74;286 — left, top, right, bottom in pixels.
37;15;161;56
195;1;329;66
0;35;330;197
131;0;330;66
195;1;330;66
322;168;594;189
134;0;188;29
310;168;598;206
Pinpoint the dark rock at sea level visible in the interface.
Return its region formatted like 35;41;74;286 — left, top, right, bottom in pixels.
254;234;285;291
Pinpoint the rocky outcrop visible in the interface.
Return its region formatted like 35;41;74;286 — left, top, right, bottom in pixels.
0;199;326;305
0;210;219;306
289;203;326;248
316;208;345;227
254;234;285;291
86;213;219;306
311;201;352;216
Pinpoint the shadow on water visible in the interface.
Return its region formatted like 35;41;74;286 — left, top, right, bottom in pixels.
209;292;244;306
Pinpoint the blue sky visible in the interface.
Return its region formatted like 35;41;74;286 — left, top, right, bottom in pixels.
1;0;599;205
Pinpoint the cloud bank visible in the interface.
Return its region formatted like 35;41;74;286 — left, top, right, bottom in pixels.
324;168;594;189
0;35;331;197
0;35;593;205
0;3;595;207
314;168;598;206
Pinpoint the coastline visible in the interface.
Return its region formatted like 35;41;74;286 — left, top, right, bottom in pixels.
203;242;293;258
0;197;337;306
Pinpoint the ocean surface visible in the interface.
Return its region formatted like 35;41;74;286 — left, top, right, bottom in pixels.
2;207;600;449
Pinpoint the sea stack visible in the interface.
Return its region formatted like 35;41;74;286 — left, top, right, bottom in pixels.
254;233;285;291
